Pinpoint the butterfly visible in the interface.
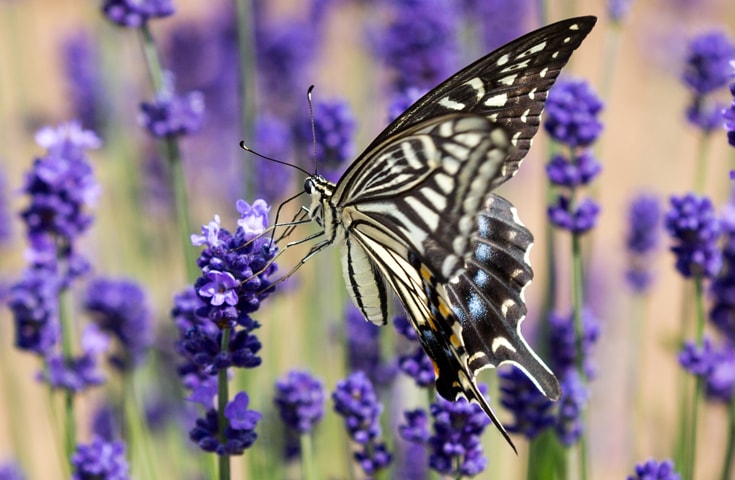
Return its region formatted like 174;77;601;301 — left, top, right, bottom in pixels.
295;16;596;450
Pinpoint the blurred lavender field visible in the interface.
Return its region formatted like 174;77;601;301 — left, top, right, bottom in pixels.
1;0;735;479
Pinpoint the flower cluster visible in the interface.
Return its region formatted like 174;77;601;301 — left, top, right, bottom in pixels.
679;338;735;403
139;74;205;138
274;370;325;459
346;306;396;388
70;436;129;480
296;99;356;182
332;371;392;476
625;194;662;292
726;79;735;147
544;78;603;234
189;392;262;455
102;0;174;28
84;277;152;371
682;31;735;131
8;122;110;393
370;0;458;92
664;193;722;279
500;311;598;445
175;199;276;454
627;458;681;480
710;202;735;340
393;316;435;388
399;391;491;477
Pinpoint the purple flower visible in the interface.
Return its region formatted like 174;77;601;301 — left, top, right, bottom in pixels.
102;0;174;28
253;115;294;203
544;78;604;148
545;152;601;188
664;193;722;279
555;370;588;446
179;320;262;375
296;99;356;182
7;265;60;355
189;393;262;455
398;409;431;443
710;202;735;341
21;122;100;245
549;310;600;378
680;338;735;402
625;194;662;292
682;31;735;95
62;32;104;131
686;97;726;132
274;370;325;434
371;0;459;92
0;462;25;480
332;371;392;475
346;307;396;387
461;0;533;51
548;196;601;234
191;199;277;329
39;325;109;392
84;277;152;370
608;0;634;22
499;366;555;439
393;316;436;388
426;392;491;477
627;459;681;480
139;76;205;138
71;436;129;480
725;81;735;147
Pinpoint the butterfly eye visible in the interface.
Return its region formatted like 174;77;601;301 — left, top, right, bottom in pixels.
304;178;314;194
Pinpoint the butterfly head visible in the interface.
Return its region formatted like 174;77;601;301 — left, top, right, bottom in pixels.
304;174;336;228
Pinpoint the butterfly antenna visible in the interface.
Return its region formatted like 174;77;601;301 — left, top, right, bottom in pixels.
239;141;311;176
307;85;318;174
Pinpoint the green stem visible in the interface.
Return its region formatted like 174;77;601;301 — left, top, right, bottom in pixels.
218;328;232;480
166;137;198;281
235;0;258;198
300;433;315;480
571;231;589;480
694;133;712;195
57;240;77;464
722;399;735;480
139;23;165;92
684;276;706;479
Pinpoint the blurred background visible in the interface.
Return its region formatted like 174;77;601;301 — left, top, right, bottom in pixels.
1;0;735;479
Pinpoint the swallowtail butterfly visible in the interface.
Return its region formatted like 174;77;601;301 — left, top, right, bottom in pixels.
299;16;596;449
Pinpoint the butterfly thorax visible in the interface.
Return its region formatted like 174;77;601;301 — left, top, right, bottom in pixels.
304;174;340;240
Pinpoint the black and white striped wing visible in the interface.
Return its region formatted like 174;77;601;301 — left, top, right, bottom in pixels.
360;15;597;189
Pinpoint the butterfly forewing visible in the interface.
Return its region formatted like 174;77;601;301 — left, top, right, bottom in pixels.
363;16;597;188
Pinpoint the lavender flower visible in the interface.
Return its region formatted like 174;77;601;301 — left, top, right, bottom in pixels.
0;462;24;480
394;316;435;388
427;393;491;477
296;99;356;182
253;115;294;203
710;202;735;340
498;366;555;439
274;370;325;434
549;310;600;378
725;81;735;147
346;306;395;387
371;0;459;92
554;370;588;446
625;194;661;292
461;0;532;51
62;32;104;131
189;392;262;455
547;196;601;234
139;75;205;138
546;152;601;188
664;193;722;279
84;277;153;370
682;31;735;95
39;324;109;392
332;371;392;475
70;436;129;480
21;122;100;247
7;265;60;355
102;0;174;28
544;78;604;148
627;459;681;480
680;337;735;403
